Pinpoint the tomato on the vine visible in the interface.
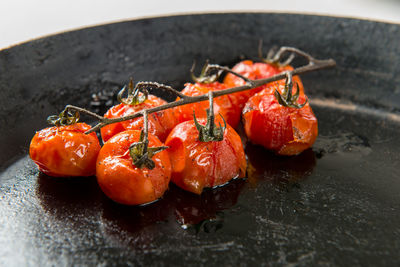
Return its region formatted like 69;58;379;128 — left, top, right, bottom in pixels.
174;82;241;128
101;95;178;143
165;118;246;194
96;130;171;205
242;82;318;156
223;60;304;109
29;123;101;177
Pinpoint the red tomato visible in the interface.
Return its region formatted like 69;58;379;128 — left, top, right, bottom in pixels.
101;95;178;143
223;60;304;109
174;82;241;128
96;130;171;205
165;119;246;195
242;85;318;156
29;123;101;177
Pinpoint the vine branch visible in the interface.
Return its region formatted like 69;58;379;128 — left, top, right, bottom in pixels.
62;47;335;134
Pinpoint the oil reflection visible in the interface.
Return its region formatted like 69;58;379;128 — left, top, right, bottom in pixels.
245;143;316;189
100;179;246;244
100;192;175;248
36;173;102;220
172;179;245;232
36;143;313;243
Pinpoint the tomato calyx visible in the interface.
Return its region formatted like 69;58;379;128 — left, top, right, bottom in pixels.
117;78;149;106
129;130;168;169
47;108;80;126
274;73;308;109
193;110;226;142
128;110;168;169
193;91;226;142
190;60;223;84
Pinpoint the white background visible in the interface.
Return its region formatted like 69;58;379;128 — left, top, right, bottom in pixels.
1;0;400;50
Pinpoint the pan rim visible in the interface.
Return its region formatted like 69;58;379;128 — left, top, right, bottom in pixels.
1;11;399;52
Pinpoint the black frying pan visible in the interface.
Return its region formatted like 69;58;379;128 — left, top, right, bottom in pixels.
1;13;399;266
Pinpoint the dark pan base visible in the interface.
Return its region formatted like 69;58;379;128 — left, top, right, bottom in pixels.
1;104;399;266
1;13;400;266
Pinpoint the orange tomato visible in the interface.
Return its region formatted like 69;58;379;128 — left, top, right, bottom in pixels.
242;86;318;156
101;95;177;143
96;130;171;205
165;119;246;194
174;82;241;128
29;123;101;177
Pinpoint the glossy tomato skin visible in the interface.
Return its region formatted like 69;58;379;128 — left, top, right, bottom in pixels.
96;130;171;205
165;119;246;195
174;82;241;128
223;60;278;109
101;95;178;143
223;60;304;109
29;123;101;177
243;87;318;156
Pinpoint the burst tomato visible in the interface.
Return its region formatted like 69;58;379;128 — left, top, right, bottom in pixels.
29;123;101;177
223;60;304;109
101;95;177;143
174;82;241;128
242;85;318;156
165;118;246;195
96;130;171;205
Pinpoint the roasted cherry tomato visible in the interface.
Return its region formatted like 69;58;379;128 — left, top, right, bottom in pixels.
165;118;246;195
101;95;178;143
223;60;304;109
242;82;318;156
96;130;171;205
174;82;241;128
29;123;101;177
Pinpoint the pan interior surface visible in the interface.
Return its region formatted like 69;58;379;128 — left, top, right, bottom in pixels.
0;13;399;266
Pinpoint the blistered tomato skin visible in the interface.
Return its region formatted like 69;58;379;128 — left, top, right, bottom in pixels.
100;95;178;143
165;119;246;195
223;60;278;109
96;130;171;205
29;123;101;177
223;60;304;109
174;82;241;128
243;86;318;156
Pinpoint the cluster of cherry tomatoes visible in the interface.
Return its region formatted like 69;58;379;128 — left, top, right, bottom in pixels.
29;59;318;206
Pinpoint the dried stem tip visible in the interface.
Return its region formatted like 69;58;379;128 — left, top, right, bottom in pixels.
47;108;80;126
191;60;223;84
117;78;148;106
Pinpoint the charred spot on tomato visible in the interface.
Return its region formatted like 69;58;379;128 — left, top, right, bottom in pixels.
292;126;304;140
242;105;254;114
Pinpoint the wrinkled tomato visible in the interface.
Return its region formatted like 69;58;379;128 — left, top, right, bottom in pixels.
165;118;246;194
174;82;241;128
223;60;304;109
29;123;101;177
96;130;171;205
242;84;318;156
101;95;178;143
